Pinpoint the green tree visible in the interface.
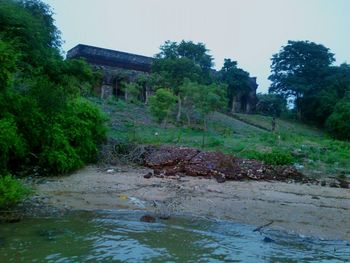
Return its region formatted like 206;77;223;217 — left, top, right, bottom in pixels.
152;40;214;122
149;88;177;125
256;93;287;117
0;40;17;89
0;0;107;177
268;40;335;120
192;83;227;146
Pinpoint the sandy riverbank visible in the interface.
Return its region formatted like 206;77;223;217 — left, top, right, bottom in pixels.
29;165;350;240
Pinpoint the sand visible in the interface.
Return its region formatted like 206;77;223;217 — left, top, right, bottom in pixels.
30;165;350;240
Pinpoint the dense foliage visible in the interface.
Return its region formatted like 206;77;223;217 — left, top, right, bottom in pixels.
256;93;287;117
152;40;237;124
0;0;106;181
269;41;350;139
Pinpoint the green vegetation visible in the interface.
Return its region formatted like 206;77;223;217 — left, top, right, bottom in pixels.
105;101;349;178
149;88;177;124
0;175;30;209
0;0;106;207
269;40;350;139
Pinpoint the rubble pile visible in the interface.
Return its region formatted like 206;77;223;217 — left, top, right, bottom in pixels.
143;146;305;182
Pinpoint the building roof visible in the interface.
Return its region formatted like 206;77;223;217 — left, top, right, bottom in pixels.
66;44;153;72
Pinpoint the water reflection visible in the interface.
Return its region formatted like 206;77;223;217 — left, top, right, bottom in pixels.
0;210;349;262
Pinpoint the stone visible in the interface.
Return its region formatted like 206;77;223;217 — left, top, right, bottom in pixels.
143;172;152;179
140;214;156;223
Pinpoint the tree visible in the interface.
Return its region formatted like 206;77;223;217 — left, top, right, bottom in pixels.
0;40;17;89
256;93;287;117
149;88;177;125
0;0;107;176
268;40;335;120
152;40;214;122
192;83;227;146
220;59;251;112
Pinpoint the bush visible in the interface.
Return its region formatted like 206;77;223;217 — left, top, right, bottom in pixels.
0;174;29;209
39;98;107;174
245;149;294;165
40;124;83;174
0;117;26;172
326;100;350;140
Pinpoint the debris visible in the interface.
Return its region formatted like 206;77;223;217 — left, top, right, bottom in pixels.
143;146;305;182
253;220;274;232
119;194;128;200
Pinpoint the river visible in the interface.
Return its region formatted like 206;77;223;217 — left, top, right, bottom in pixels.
0;210;349;262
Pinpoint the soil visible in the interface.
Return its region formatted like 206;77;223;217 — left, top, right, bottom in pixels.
26;165;350;240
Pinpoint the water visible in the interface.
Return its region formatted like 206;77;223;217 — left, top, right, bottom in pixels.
0;210;349;262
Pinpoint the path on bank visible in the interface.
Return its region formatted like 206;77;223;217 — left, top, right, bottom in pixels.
31;165;350;240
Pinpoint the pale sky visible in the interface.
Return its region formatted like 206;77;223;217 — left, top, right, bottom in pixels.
44;0;350;93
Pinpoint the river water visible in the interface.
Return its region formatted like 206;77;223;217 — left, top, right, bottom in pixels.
0;210;349;262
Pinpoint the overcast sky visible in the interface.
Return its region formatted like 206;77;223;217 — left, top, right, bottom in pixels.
45;0;350;93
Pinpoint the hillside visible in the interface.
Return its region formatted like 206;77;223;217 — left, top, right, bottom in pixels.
96;98;350;180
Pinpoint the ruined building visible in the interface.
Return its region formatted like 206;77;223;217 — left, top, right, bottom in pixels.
67;44;153;100
233;77;258;113
67;44;258;113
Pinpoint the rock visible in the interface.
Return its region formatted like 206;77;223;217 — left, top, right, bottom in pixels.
143;172;152;179
140;214;156;223
0;213;22;223
338;179;349;189
106;169;115;173
158;214;170;220
215;175;226;183
263;237;275;243
329;181;339;188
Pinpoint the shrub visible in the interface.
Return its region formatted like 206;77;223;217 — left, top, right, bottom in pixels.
326;100;350;140
0;174;29;209
40;124;83;174
260;150;294;165
0;117;26;172
244;149;294;165
39;98;107;174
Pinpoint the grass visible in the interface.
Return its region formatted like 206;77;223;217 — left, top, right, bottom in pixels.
98;99;350;179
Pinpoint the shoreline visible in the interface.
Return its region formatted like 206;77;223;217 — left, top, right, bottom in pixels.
25;165;350;240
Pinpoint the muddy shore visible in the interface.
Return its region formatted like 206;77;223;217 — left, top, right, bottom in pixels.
25;165;350;240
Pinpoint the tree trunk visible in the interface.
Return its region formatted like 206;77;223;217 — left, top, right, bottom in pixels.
124;88;128;102
176;95;182;123
186;112;191;126
145;86;149;105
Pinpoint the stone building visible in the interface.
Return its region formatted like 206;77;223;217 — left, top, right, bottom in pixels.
67;44;258;113
67;44;153;99
232;77;258;113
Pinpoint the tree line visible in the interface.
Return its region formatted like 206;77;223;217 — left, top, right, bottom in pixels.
0;0;106;183
268;40;350;140
123;39;350;141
